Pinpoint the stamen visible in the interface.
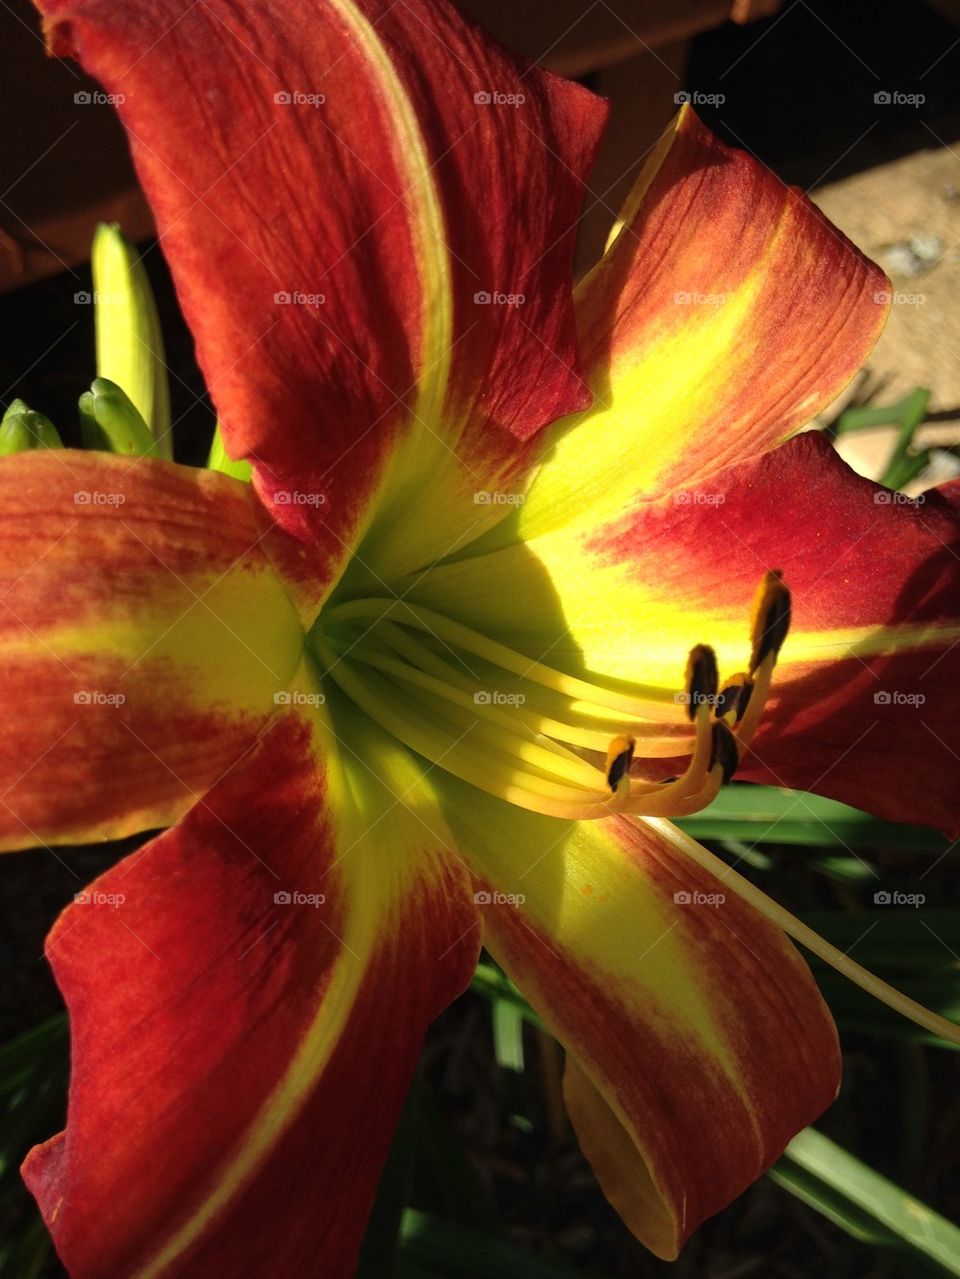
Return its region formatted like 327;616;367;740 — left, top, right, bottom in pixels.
316;636;607;811
714;673;748;724
605;735;635;791
749;569;791;675
373;621;693;755
733;651;775;744
685;644;719;721
315;570;786;822
325;598;689;721
340;637;603;791
709;721;740;783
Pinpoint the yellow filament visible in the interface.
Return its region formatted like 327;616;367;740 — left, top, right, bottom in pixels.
372;620;694;754
652;818;960;1048
325;598;689;721
317;634;626;815
316;569;782;821
341;639;604;791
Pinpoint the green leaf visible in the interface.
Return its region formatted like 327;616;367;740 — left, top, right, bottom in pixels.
833;387;929;436
0;1017;68;1276
0;1015;67;1099
878;387;930;491
396;1210;609;1279
492;999;526;1073
0;1210;53;1279
91;222;172;459
772;1128;960;1274
472;964;542;1030
677;784;946;853
411;1082;496;1229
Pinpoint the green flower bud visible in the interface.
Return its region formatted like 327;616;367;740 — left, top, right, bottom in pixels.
79;377;159;457
91;223;172;459
0;399;64;455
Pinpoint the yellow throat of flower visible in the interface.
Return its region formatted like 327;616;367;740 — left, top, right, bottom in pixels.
309;571;790;822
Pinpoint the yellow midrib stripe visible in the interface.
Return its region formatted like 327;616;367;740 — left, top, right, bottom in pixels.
329;0;451;430
138;745;376;1276
292;0;454;583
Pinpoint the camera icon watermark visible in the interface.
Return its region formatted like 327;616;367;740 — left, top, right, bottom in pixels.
874;489;925;504
273;690;326;707
874;90;924;107
274;889;327;907
74;890;125;907
473;889;526;906
74;490;126;506
473;290;525;307
874;889;925;908
473;90;525;107
274;90;326;107
273;290;325;306
674;90;725;106
873;290;925;308
673;888;725;907
873;690;925;706
74;90;125;106
273;489;326;506
473;690;526;706
73;690;126;707
473;489;525;505
673;489;725;506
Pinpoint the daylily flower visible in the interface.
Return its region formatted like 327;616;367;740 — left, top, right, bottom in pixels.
6;0;960;1274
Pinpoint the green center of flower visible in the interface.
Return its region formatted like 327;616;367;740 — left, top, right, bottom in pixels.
306;571;790;822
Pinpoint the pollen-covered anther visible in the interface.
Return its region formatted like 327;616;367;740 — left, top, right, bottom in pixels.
714;673;749;724
709;721;740;783
685;643;719;722
316;597;760;823
605;735;635;792
749;568;791;675
735;569;792;745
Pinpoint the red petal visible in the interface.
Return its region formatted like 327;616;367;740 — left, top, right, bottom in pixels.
442;786;839;1258
22;705;479;1276
36;0;606;549
601;432;960;834
515;105;889;537
408;431;960;834
0;452;310;851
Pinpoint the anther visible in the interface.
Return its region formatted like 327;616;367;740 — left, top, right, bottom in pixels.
749;569;791;675
715;673;750;724
685;644;719;722
605;735;636;792
709;722;740;783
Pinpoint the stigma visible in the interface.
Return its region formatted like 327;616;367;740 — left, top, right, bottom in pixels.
310;570;790;823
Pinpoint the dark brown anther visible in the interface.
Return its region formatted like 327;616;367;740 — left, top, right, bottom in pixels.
684;644;719;722
749;570;791;674
605;735;636;792
709;722;740;784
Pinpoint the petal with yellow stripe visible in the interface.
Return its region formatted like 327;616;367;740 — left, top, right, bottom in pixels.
37;0;606;581
0;452;308;851
407;433;960;833
23;685;479;1278
439;780;839;1259
514;105;889;540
